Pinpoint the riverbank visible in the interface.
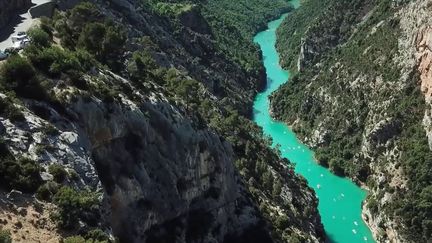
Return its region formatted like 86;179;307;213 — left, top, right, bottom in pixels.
252;8;375;243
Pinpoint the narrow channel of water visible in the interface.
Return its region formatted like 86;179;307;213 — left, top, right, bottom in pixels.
252;6;375;243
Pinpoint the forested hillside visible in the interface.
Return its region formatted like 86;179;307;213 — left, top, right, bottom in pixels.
272;0;432;242
0;0;324;242
146;0;292;73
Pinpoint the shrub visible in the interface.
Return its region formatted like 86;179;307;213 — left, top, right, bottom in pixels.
0;157;43;192
43;125;60;136
39;17;54;38
25;46;81;77
28;27;52;47
0;55;47;100
77;22;126;70
36;181;59;201
85;229;110;242
0;229;12;243
275;215;290;229
0;98;25;123
48;164;68;183
68;169;79;181
78;23;106;57
62;236;86;243
62;230;111;243
53;186;100;229
329;158;345;176
0;55;36;89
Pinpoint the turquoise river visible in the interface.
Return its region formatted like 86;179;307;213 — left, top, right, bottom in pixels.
252;3;376;243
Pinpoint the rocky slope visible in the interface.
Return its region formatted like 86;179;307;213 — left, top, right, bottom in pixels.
0;0;324;242
271;0;432;242
0;0;31;30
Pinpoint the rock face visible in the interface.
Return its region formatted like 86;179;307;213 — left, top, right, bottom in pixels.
0;0;325;242
272;0;432;242
0;0;31;30
0;68;322;242
65;78;254;242
415;26;432;148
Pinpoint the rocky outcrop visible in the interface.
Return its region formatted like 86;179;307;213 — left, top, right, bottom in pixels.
414;26;432;149
0;0;31;29
297;37;317;72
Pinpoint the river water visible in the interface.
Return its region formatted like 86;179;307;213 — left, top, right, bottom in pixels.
252;4;375;243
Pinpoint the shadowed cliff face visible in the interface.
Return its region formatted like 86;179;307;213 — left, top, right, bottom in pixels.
0;0;324;242
68;82;246;242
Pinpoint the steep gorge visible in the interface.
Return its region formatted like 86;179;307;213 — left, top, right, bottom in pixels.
272;0;432;242
0;0;324;242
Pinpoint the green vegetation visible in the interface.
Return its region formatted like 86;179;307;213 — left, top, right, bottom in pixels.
388;83;432;241
124;49;314;240
202;0;292;73
0;96;25;123
52;186;100;230
25;46;88;77
28;27;52;48
150;1;195;17
273;0;432;241
62;229;111;243
272;0;399;179
63;236;87;243
53;2;126;71
48;164;68;183
0;1;316;241
0;155;43;192
36;181;60;201
0;55;47;100
276;0;331;70
0;140;42;192
277;0;373;70
145;0;293;73
0;230;11;243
